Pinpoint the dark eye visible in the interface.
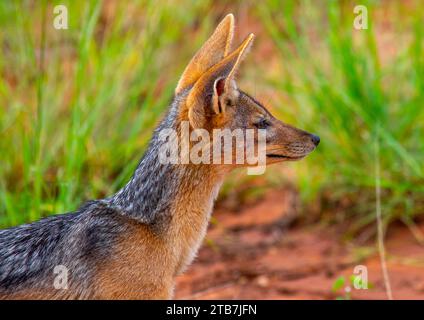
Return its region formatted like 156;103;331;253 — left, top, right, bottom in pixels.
255;118;270;129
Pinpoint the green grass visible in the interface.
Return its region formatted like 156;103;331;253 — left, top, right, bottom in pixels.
0;0;214;226
0;1;423;233
258;0;424;233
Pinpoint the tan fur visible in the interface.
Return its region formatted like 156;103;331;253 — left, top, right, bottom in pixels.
95;223;173;299
186;34;254;128
95;166;224;299
175;14;234;94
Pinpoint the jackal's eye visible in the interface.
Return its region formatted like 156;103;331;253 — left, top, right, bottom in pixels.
255;118;270;129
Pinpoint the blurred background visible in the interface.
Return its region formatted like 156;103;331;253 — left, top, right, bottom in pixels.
0;0;423;299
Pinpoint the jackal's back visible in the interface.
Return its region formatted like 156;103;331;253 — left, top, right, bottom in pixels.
0;201;128;299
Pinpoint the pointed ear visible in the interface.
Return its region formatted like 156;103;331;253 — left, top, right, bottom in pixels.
187;34;254;128
175;14;235;95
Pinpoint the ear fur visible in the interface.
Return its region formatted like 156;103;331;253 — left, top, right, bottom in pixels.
187;33;254;128
175;14;234;95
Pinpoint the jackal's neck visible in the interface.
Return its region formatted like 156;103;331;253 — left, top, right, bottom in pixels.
108;93;225;228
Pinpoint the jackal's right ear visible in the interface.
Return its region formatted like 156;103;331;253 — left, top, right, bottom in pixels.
175;14;234;95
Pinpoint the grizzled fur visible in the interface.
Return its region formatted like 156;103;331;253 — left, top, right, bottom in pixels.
0;201;130;298
107;91;189;224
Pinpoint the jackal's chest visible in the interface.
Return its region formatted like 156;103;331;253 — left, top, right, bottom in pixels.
171;181;222;275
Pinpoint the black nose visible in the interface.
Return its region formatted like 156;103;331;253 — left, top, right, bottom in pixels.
311;134;320;146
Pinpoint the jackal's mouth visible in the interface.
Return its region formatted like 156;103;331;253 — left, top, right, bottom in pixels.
266;154;305;160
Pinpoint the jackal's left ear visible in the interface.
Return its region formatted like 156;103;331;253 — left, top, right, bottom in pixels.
175;14;234;95
187;34;254;128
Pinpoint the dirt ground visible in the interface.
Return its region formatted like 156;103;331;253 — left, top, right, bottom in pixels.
175;190;424;300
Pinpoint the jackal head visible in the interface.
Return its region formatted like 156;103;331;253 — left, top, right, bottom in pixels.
174;14;319;168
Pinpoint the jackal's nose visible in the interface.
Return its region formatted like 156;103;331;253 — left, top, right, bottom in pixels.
310;134;320;146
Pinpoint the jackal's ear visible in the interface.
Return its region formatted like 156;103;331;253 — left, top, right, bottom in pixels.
187;34;254;128
175;14;234;95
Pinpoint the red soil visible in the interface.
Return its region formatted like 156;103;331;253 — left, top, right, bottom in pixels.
175;190;424;300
